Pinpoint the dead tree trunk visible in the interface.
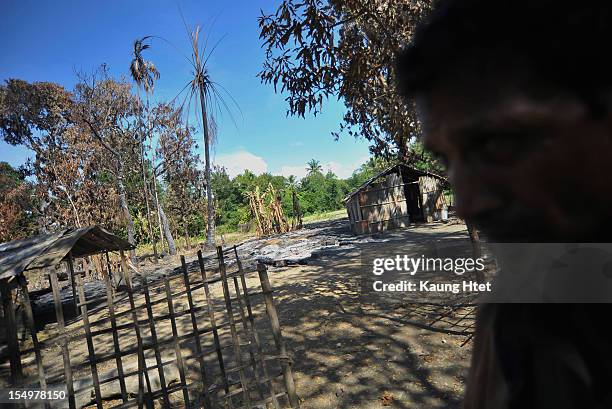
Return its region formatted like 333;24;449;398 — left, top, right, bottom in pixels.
159;206;176;255
140;136;158;262
151;165;166;254
292;190;302;229
117;167;137;263
184;223;191;251
199;85;215;246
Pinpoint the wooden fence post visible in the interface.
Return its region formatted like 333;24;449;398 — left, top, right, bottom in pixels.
257;263;300;408
120;249;153;408
164;278;190;407
218;246;253;408
66;253;79;316
232;274;265;400
17;275;49;408
75;273;103;409
180;255;213;408
235;247;281;409
48;268;76;409
141;275;170;407
197;250;230;395
0;279;23;386
102;261;128;403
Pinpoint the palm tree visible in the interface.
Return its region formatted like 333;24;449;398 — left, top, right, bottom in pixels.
129;36;161;259
129;37;159;94
306;159;323;175
178;25;238;246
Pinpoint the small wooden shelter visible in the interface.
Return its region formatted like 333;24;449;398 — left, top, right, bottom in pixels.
344;164;448;235
0;226;134;385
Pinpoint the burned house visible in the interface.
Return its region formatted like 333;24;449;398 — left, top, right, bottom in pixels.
344;164;448;235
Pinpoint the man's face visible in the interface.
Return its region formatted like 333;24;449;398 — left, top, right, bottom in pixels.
419;76;612;241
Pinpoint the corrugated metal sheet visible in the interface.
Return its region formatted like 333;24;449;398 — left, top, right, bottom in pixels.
0;226;134;280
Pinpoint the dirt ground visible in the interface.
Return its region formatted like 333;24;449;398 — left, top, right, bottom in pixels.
269;221;474;409
4;218;474;408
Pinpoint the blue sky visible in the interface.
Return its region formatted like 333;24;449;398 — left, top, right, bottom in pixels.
0;0;371;179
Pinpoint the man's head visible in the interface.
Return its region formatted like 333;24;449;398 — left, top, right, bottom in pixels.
397;1;612;241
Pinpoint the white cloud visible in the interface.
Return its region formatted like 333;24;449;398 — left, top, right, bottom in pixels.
277;165;309;179
323;161;355;179
215;150;268;178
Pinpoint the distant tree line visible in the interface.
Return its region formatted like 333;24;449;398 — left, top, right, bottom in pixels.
211;157;393;233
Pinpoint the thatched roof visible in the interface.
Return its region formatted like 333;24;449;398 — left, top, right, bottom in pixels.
344;163;447;203
0;226;134;280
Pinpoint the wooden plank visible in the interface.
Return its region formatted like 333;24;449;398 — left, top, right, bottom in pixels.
120;250;153;409
232;275;265;400
218;246;253;408
235;246;281;409
66;254;79;316
164;278;191;407
180;255;213;407
49;268;76;409
17;275;50;409
75;271;103;409
257;263;300;407
197;249;230;395
141;275;170;407
0;279;23;386
103;255;128;403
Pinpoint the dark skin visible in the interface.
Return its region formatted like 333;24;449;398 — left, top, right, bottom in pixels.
417;70;612;242
415;68;612;407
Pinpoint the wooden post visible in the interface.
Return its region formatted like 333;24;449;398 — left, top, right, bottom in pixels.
66;253;79;316
257;263;300;407
230;251;264;400
120;249;153;408
1;279;23;386
141;275;170;407
164;278;190;407
17;275;49;408
49;268;76;409
180;255;212;408
232;276;265;401
104;253;115;297
102;261;128;403
75;273;103;409
83;257;90;278
197;250;230;395
235;247;280;409
218;246;253;408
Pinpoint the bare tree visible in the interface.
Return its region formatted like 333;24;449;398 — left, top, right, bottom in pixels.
75;68;140;262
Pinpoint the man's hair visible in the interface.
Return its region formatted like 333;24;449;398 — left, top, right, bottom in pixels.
397;1;612;113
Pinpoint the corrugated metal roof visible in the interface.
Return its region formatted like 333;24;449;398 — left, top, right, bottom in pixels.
0;226;134;280
343;163;448;203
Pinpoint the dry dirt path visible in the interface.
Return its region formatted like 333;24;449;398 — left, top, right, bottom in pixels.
264;221;473;409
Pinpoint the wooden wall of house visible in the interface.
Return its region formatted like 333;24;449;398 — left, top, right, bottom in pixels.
346;171;411;234
418;176;445;221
